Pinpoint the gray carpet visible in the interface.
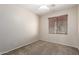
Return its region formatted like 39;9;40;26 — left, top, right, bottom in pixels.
3;40;79;55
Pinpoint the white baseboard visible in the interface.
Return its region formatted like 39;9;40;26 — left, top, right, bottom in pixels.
1;39;79;55
1;39;38;55
40;39;79;50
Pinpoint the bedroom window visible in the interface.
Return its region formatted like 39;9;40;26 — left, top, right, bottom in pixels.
49;15;68;34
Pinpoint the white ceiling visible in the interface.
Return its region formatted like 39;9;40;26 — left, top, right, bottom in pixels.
18;4;76;16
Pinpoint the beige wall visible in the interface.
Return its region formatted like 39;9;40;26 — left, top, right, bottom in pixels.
40;6;79;49
78;5;79;33
77;5;79;49
0;5;39;54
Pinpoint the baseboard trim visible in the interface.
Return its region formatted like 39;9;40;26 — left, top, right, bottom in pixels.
40;39;79;50
1;39;79;55
1;39;38;55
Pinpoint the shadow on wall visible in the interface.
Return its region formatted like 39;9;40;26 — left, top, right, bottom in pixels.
0;5;38;53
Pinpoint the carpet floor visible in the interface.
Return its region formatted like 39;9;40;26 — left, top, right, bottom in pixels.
3;40;79;55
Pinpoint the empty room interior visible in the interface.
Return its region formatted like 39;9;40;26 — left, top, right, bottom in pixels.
0;4;79;55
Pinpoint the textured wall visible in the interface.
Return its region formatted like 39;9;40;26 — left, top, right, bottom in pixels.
40;6;79;49
0;5;39;54
77;5;79;49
